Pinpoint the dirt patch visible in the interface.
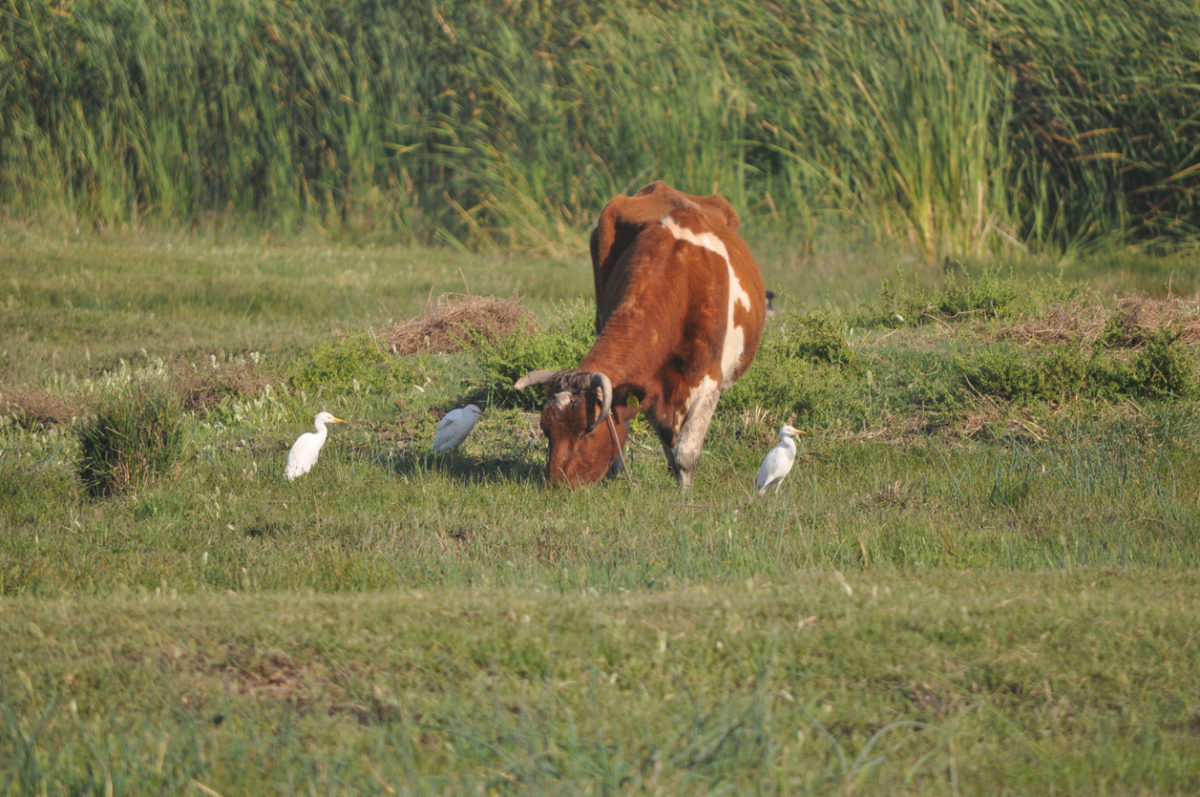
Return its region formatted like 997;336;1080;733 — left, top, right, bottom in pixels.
380;294;533;355
205;643;326;705
181;642;413;726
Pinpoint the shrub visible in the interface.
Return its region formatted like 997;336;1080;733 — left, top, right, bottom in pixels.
475;300;595;410
1038;345;1088;399
959;342;1088;403
778;311;855;365
1087;325;1197;400
933;269;1023;320
1098;310;1137;348
1131;327;1198;399
77;384;185;497
959;344;1037;401
1086;352;1136;399
854;268;1052;329
721;321;861;424
721;356;836;422
288;333;413;396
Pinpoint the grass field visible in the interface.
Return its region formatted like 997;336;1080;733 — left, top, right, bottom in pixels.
3;225;1200;793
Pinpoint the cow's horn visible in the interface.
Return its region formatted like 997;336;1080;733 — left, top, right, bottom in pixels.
514;369;557;390
586;371;613;432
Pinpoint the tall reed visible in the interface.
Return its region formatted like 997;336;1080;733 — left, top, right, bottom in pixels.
1;0;1197;253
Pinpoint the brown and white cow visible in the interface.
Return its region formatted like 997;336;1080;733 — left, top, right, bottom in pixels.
515;181;766;488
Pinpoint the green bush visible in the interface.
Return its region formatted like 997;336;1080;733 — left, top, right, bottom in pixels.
855;269;1055;329
1131;327;1198;399
1038;346;1088;399
778;311;855;365
962;343;1113;403
1086;326;1196;401
933;270;1024;321
959;344;1037;401
960;327;1197;405
1086;352;1137;400
720;322;861;425
1098;310;1137;349
476;301;595;410
287;333;413;396
76;384;185;497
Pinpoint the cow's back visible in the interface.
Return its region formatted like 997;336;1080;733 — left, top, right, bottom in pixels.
589;182;747;332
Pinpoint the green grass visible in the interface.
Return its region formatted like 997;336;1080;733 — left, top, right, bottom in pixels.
4;229;1200;791
4;572;1199;794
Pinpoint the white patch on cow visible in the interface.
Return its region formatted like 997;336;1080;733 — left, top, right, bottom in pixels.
661;214;729;262
552;391;571;410
674;375;721;489
720;265;750;386
678;374;720;432
661;215;750;387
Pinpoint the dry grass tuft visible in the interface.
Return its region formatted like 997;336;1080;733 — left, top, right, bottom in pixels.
838;411;937;444
1113;294;1200;344
171;357;274;416
857;480;917;509
997;294;1200;347
0;386;77;429
381;295;532;356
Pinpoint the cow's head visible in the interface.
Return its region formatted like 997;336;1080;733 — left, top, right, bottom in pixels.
514;369;627;486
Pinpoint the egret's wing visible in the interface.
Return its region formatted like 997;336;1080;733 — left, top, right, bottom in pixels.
755;444;793;493
285;432;320;480
432;412;463;452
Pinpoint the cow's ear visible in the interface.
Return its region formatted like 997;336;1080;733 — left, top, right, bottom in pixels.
589;211;612;273
591;195;646;277
699;194;740;232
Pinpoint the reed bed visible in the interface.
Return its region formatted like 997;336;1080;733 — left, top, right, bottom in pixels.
1;0;1197;254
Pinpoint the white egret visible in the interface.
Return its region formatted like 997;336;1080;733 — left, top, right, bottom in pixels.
285;411;345;481
755;424;806;495
432;404;483;456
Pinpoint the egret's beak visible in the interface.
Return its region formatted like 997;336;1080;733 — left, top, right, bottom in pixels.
785;425;806;435
331;416;346;424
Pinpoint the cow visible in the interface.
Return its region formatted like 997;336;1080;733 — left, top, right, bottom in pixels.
514;181;767;488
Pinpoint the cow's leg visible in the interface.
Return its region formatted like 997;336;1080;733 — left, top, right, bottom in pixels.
670;376;722;490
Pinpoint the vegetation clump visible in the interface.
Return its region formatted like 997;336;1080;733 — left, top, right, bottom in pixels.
855;268;1054;329
172;354;272;416
76;383;185;497
381;295;532;356
1;0;1196;253
476;300;595;410
287;333;414;396
1129;326;1199;399
779;311;855;365
0;386;75;430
